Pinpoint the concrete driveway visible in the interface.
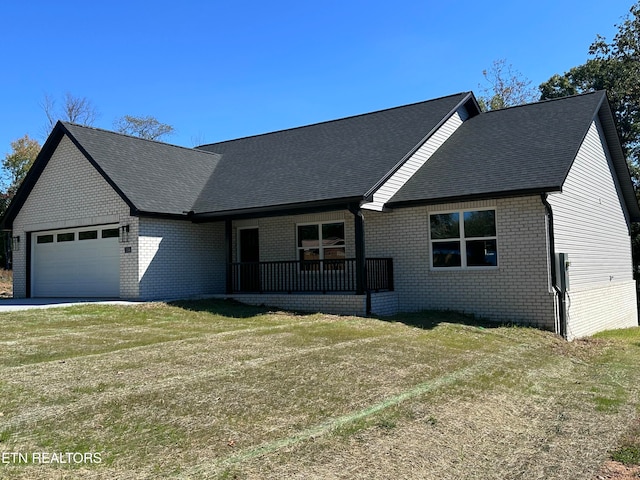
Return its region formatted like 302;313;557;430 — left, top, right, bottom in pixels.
0;298;143;312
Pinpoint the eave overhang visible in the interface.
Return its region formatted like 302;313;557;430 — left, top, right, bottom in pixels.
190;196;366;222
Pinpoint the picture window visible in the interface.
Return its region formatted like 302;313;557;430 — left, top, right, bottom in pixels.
429;209;497;269
297;222;345;271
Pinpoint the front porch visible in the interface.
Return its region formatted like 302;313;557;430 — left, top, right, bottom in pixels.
223;257;395;316
219;206;397;316
217;290;399;317
228;258;393;294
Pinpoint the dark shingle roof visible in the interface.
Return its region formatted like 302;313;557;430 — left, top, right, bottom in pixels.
3;90;638;229
62;123;220;215
192;92;474;215
389;91;626;206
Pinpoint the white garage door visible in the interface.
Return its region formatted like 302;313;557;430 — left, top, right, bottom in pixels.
32;225;120;297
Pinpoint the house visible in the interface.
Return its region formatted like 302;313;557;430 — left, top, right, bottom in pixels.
2;90;639;339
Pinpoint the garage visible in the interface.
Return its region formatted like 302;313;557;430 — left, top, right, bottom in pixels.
31;225;120;297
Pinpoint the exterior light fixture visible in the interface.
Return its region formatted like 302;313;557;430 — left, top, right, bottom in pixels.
120;225;130;243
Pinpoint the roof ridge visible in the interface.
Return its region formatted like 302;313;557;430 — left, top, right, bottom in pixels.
61;121;220;157
480;90;604;115
196;92;472;149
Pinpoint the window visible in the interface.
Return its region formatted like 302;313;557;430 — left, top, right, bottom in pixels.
430;209;497;268
36;234;54;244
297;222;345;271
79;230;98;240
57;232;74;242
102;228;119;239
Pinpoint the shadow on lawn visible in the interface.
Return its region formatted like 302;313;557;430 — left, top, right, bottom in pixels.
170;298;509;331
379;310;510;331
169;298;274;318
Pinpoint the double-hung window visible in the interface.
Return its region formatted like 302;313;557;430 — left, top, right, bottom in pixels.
297;222;345;271
429;209;497;269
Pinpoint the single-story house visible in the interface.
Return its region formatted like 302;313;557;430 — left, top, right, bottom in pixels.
2;90;639;339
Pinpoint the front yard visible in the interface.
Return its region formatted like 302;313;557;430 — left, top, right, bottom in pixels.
0;300;639;479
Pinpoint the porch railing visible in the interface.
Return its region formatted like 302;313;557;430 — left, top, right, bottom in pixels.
229;258;393;294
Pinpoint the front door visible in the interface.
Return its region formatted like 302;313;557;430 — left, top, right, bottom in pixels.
239;228;260;291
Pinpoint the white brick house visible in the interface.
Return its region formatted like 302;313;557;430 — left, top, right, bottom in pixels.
3;91;639;339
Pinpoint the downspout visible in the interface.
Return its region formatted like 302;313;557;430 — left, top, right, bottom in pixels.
541;193;567;339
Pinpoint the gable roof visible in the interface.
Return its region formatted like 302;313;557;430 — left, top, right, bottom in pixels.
3;90;638;229
388;91;640;222
192;92;477;217
2;122;221;227
61;123;221;215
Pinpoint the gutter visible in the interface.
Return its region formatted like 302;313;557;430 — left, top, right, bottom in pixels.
541;193;567;339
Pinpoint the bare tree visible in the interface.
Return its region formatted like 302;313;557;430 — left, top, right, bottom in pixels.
41;93;57;136
62;92;98;125
190;132;207;147
41;92;99;137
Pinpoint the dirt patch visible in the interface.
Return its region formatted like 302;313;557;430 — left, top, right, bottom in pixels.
595;461;640;479
0;268;12;298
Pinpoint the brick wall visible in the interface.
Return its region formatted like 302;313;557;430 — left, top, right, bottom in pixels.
138;218;225;299
227;199;557;328
232;211;356;262
12;135;139;298
219;293;365;316
365;196;557;330
369;291;399;316
564;281;637;339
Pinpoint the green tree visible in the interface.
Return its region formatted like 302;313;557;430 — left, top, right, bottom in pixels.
540;2;640;182
113;115;175;141
539;2;640;276
2;135;41;202
478;59;538;111
0;135;41;268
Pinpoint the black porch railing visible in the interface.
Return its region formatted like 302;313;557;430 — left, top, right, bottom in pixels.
229;258;393;294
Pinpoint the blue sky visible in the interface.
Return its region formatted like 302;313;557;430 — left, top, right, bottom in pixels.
0;0;635;155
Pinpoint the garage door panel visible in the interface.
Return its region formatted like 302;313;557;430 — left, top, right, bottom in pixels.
32;225;120;297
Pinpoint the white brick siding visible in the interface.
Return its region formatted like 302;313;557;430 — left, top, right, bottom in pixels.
369;291;400;316
138;218;225;299
217;291;398;317
365;196;556;330
227;199;557;328
232;211;355;262
564;281;637;339
12;135;139;298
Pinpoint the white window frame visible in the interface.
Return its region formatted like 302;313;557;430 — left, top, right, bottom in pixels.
296;221;346;270
429;207;498;270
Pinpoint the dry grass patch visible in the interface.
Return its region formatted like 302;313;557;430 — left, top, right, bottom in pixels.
0;300;639;479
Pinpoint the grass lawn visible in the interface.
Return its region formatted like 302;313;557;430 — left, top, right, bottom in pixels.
0;299;639;479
